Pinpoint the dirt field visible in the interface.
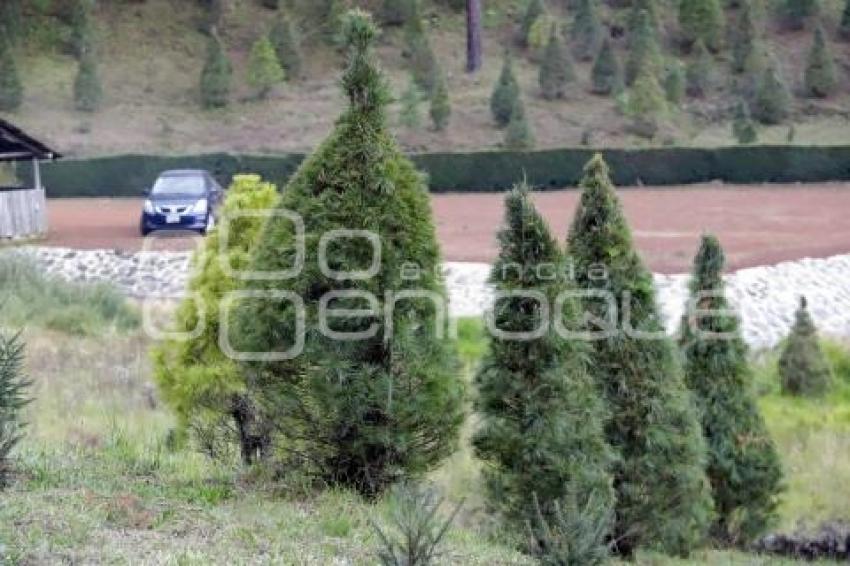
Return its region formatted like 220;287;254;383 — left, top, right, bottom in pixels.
41;183;850;273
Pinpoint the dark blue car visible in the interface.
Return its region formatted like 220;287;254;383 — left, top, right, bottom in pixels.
140;170;224;236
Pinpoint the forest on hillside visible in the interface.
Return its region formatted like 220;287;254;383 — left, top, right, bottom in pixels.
1;0;849;156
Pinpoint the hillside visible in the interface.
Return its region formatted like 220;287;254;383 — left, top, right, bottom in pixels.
2;0;850;158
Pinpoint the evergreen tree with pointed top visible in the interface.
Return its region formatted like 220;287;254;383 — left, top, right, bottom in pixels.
399;77;423;129
567;154;713;558
473;185;615;563
840;0;850;40
680;235;783;544
70;0;95;58
233;10;465;497
0;329;31;488
539;24;575;100
270;12;303;80
628;70;666;138
73;46;103;112
779;297;832;397
686;39;713;97
430;72;451;131
625;10;662;85
504;93;535;150
248;35;285;99
679;0;724;52
804;24;836;98
628;0;661;38
519;0;545;47
405;0;439;92
491;52;520;127
572;0;604;61
732;0;758;73
732;98;758;143
590;39;620;95
200;34;231;109
664;60;686;104
752;63;790;124
0;39;23;112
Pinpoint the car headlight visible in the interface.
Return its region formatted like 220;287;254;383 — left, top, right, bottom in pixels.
192;199;208;215
143;200;154;214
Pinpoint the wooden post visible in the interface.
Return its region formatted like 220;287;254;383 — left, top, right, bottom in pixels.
32;157;42;191
466;0;483;73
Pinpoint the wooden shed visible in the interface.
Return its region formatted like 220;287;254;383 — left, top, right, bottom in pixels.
0;119;61;240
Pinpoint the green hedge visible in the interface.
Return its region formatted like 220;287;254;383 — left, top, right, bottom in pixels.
19;146;850;197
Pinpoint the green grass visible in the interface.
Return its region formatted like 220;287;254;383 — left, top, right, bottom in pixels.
2;315;849;563
0;254;140;336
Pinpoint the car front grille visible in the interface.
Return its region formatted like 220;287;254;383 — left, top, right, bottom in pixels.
156;205;190;215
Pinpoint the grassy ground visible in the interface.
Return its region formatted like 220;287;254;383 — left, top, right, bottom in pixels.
5;0;850;158
1;296;849;562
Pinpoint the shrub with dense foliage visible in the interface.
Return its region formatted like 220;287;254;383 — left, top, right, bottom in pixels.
572;0;604;61
429;72;451;131
679;0;724;51
473;186;615;562
0;328;31;488
779;297;833;397
398;78;423;129
539;24;574;100
504;95;535;150
248;35;285;99
679;235;783;545
752;63;791;124
232;10;465;497
567;154;713;558
270;12;303;80
591;39;620;95
627;69;666;138
625;9;662;86
153;175;279;464
804;24;836;98
518;0;545;48
491;52;520;127
663;60;686;104
200;34;232;108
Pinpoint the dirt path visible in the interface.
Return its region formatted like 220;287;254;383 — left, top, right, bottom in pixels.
42;183;850;273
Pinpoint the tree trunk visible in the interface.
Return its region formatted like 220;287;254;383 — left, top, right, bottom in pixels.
466;0;483;73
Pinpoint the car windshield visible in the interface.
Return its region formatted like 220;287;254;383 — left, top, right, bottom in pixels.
151;175;206;197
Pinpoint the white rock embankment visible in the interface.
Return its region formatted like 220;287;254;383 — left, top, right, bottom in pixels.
4;246;850;350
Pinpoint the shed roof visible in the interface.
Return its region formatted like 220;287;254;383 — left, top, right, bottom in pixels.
0;119;61;161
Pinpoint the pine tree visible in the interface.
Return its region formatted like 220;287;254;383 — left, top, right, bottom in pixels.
572;0;604;61
473;186;615;561
153;175;279;464
779;297;832;397
0;329;31;488
504;94;535;150
628;69;667;137
590;39;621;95
0;39;23;112
732;0;758;73
840;0;850;40
73;46;103;112
399;78;423;129
566;154;713;558
539;24;575;100
680;235;783;544
663;60;686;104
491;52;520;127
804;24;836;98
405;1;439;92
518;0;545;48
270;12;303;80
200;34;232;109
752;63;790;124
70;0;95;58
679;0;724;52
232;10;465;497
248;35;285;99
628;0;661;37
429;72;451;131
732;98;758;143
781;0;817;31
625;10;662;85
686;39;712;97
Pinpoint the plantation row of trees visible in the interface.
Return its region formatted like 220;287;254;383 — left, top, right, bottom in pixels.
148;10;828;562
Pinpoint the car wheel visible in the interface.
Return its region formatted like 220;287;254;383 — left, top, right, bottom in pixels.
140;220;151;237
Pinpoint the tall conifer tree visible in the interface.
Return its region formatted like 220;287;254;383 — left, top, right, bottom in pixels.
572;0;604;61
233;10;465;497
679;0;724;52
566;154;713;558
539;24;575;99
804;24;836;98
591;39;621;95
491;52;520;127
680;235;783;544
732;0;758;73
473;186;615;563
625;10;662;85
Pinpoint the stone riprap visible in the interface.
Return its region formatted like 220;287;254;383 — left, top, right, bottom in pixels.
4;246;850;350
